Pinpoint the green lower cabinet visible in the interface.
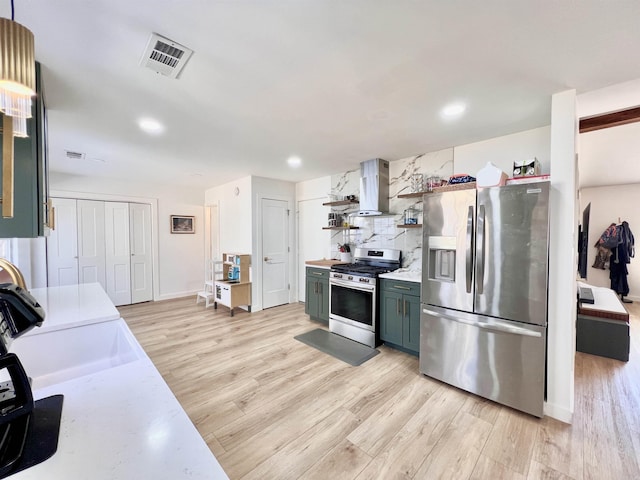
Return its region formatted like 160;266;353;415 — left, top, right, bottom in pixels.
380;279;421;355
380;290;404;345
402;293;421;352
305;267;329;323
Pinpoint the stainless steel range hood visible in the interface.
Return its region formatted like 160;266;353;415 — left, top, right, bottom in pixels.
358;158;389;216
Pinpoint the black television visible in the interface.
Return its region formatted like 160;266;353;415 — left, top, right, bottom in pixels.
578;203;591;279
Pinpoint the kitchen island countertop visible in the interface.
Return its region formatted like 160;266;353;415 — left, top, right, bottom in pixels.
27;283;120;335
10;284;228;480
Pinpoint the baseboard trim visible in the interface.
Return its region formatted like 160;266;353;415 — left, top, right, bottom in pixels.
157;290;199;302
543;401;573;423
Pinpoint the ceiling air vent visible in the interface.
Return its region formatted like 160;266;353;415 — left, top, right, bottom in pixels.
140;33;193;79
65;150;85;160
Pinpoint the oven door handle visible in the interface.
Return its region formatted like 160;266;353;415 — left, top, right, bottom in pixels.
330;278;376;292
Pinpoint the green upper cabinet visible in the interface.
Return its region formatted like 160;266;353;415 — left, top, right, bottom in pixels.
0;62;49;238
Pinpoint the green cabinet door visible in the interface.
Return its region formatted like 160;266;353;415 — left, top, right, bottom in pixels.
317;277;329;323
380;289;403;345
305;267;329;323
305;275;319;318
403;293;421;352
380;278;421;354
0;62;48;238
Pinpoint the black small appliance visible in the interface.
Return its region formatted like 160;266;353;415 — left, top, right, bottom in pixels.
0;283;63;478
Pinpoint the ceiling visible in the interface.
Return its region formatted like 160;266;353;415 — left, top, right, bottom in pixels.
3;1;640;189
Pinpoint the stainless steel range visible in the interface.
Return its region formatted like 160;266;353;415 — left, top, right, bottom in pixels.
329;247;401;347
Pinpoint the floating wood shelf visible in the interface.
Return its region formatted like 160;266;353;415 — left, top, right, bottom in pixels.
398;182;477;199
397;224;422;228
322;200;359;207
322;226;360;230
397;192;426;199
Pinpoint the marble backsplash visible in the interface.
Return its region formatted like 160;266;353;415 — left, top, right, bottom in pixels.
328;149;454;269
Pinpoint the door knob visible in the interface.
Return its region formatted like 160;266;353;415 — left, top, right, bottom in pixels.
264;256;271;262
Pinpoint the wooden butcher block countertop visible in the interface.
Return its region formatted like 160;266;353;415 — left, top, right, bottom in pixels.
305;259;348;268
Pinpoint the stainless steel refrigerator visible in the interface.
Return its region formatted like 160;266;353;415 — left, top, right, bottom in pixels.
420;182;550;417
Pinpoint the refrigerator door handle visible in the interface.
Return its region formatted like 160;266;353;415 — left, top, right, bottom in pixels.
465;206;474;293
422;308;542;338
476;204;486;295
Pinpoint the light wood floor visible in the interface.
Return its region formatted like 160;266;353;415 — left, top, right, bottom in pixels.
119;299;640;480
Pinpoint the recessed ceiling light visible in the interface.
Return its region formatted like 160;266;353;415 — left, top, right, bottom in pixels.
441;102;467;119
287;156;302;168
138;117;165;135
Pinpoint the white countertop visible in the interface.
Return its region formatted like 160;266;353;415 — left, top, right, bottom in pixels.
28;283;120;335
379;269;422;283
9;284;228;480
13;354;227;480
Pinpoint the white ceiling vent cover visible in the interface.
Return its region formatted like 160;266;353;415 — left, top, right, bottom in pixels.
65;150;85;160
140;33;193;79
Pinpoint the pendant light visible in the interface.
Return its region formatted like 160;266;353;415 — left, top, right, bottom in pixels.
0;1;35;218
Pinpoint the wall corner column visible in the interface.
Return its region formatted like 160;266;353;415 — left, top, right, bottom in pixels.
546;89;578;423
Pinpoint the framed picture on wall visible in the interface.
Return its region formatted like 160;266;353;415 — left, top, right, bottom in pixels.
170;215;195;234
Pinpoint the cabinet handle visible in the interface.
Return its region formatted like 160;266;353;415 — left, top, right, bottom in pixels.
1;114;14;218
314;282;318;294
397;298;401;315
45;200;55;230
393;285;411;290
404;300;407;317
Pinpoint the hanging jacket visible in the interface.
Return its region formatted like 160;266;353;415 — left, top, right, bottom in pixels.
616;221;635;264
595;223;620;249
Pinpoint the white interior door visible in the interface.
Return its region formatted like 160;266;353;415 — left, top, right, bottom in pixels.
76;200;106;289
105;202;132;306
129;203;153;303
262;198;289;309
46;198;78;287
297;198;330;302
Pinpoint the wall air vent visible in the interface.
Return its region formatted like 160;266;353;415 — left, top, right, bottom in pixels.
139;33;193;79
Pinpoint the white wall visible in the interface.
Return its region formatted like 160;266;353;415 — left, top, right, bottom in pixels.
296;176;331;302
204;176;253;255
454;126;551;178
49;172;206;300
204;176;296;311
578;77;640;118
251;176;296;308
580;184;640;300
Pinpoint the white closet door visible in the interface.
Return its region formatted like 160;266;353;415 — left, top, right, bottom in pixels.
129;203;153;303
46;198;78;287
77;200;106;289
104;202;132;306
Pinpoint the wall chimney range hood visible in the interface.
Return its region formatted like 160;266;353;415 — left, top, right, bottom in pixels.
358;158;389;216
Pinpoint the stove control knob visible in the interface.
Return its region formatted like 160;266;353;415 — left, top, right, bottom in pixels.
359;278;369;283
347;276;353;281
334;274;342;278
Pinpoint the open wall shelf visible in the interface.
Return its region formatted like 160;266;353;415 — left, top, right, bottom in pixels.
322;200;359;207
